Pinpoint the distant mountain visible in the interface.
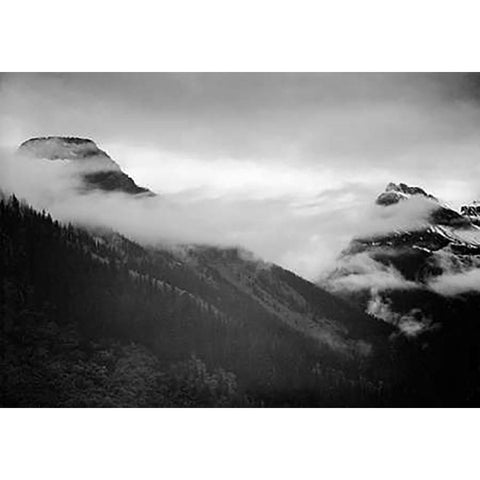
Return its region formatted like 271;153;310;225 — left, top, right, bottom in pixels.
376;181;439;206
18;137;154;196
324;182;480;404
332;182;480;285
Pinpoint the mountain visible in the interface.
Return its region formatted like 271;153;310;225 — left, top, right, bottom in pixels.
18;137;154;196
0;192;403;406
324;182;480;404
5;136;404;406
376;181;439;206
5;137;480;406
331;182;480;286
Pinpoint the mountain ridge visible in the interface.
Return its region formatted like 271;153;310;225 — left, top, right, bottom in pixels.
1;193;399;406
6;137;480;406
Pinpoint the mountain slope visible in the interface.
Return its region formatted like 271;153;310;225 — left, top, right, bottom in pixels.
1;194;400;406
8;134;480;406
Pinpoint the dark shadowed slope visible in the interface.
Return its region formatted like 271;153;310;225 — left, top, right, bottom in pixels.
0;194;404;406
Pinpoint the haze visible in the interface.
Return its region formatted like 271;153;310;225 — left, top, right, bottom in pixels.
2;73;480;279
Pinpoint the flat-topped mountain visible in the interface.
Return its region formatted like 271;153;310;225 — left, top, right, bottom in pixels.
18;137;154;196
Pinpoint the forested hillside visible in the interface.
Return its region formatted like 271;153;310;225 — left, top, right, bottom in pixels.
0;195;404;406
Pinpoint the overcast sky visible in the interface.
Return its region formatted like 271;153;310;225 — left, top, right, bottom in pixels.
2;73;480;278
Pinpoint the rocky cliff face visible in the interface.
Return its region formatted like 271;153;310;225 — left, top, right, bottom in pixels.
461;201;480;226
18;137;154;196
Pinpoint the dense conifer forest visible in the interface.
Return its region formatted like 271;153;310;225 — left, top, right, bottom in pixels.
1;195;397;406
3;195;480;406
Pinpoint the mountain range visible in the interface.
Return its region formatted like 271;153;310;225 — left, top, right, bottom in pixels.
3;137;480;406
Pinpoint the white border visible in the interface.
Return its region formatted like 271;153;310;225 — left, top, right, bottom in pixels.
2;0;480;71
2;1;480;478
0;408;478;479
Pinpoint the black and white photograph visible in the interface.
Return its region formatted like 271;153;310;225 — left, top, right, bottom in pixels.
2;2;480;478
3;72;480;407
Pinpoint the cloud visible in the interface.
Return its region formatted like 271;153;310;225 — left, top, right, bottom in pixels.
323;252;418;293
0;144;451;282
428;268;480;296
0;150;350;276
367;293;433;337
3;73;480;280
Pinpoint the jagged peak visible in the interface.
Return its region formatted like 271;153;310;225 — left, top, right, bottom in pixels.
377;182;438;206
375;182;470;227
385;182;437;199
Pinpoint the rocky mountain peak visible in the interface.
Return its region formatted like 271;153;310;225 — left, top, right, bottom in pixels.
376;182;469;228
376;182;438;206
18;137;154;197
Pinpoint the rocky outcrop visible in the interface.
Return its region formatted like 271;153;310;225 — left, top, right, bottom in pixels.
460;202;480;227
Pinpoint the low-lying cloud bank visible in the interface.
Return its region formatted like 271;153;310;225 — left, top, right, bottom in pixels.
428;268;480;296
0;149;441;280
4;147;480;301
4;73;480;281
325;245;480;298
322;252;419;293
4;147;480;340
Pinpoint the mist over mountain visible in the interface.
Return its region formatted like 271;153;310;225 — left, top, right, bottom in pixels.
4;135;480;406
5;73;480;280
18;136;154;196
3;74;480;407
1;137;401;407
325;181;480;298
